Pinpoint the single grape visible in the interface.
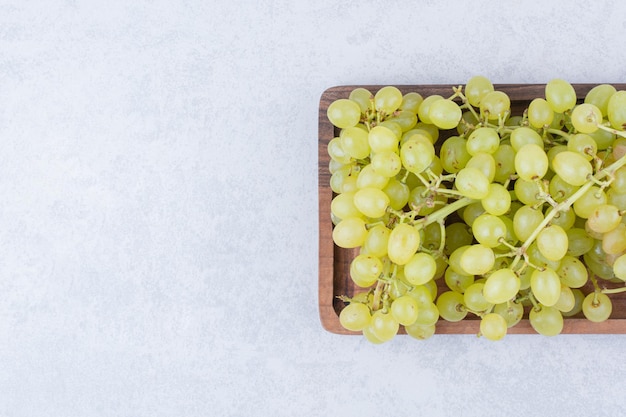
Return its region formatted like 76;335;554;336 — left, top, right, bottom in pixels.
587;204;622;234
331;192;361;221
328;137;353;164
407;285;435;305
544;206;576;231
463;282;493;312
480;91;510;120
327;98;362;128
354;187;390;218
400;137;435;174
482;268;520;304
339;302;371;331
405;322;436;340
549;174;580;203
567;133;597;161
382;179;409;210
368;125;399;153
545;79;577;113
613;254;626;281
556;255;588;288
514;178;542;206
349;88;373;113
390;295;419;326
510;127;543;152
362;325;385;344
340;126;370;159
553;284;576;313
528;98;554;128
472;213;507;248
460;244;495;275
436;291;467;322
466;152;496;183
413;301;440;326
481;183;511;216
369;310;399;342
465;75;494;107
513;205;544;242
403;252;438;285
455;167;490;199
444;222;474;255
536;225;568;261
461;202;486;227
387;223;421;265
400;92;424;113
562;288;585;317
332;217;368;248
444;268;475;293
417;95;444;125
350;254;383;287
492;144;516;183
515;143;549;181
571;103;602;133
387;110;418;132
374;86;403;114
585;83;616;116
371;151;402;178
602;223;626;255
582;292;613;323
362;224;391;258
440;136;471;173
611;166;626;193
429;99;462;130
529;305;563;336
531;267;562;307
480;313;508;341
494;301;524;328
607;90;626;130
356;164;388;190
573;186;607;219
466;127;500;155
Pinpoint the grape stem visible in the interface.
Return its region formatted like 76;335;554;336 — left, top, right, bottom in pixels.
414;197;475;228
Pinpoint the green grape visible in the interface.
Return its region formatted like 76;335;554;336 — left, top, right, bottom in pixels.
483;268;520;304
463;282;493;312
417;95;444;125
611;166;626;193
465;75;494;107
544;206;575;231
557;255;588;288
444;222;474;255
562;288;585;317
613;254;626;281
405;322;436;340
552;150;593;187
401;137;435;174
379;121;403;141
349;88;373;113
429;99;462;130
328;137;353;164
362;325;385;344
339;302;371;331
350;254;383;287
408;186;447;216
566;133;597;161
457;111;479;135
531;267;562;307
481;183;511;216
492;144;516;183
514;178;542;206
494;301;524;328
448;245;471;274
536;225;568;261
368;125;399;153
387;223;421;265
383;179;409;210
573;186;607;219
529;306;563;336
582;292;612;322
460;244;495;275
407;284;435;305
549;174;579;203
472;213;507;248
496;215;519;251
387;111;418;132
527;242;561;271
402;129;433;146
328;159;346;175
404;252;437;285
455;167;490;199
420;221;443;251
461;201;486;227
608;189;626;211
547;145;568;171
369;310;399;342
331;192;361;220
466;152;496;183
338;171;359;194
513;205;544;242
602;223;626;254
400;92;424;113
354;187;390;218
510;127;544;152
332;217;368;248
584;252;616;280
436;291;467;322
390;295;419;326
585;84;616;116
588;126;616;150
587;204;622;234
413;302;439;326
518;267;532;290
480;313;508;341
440;136;471;173
374;86;403;114
553;284;576;313
607;90;626;130
528;98;554;129
515;143;549;181
545;79;577;113
571;103;602;134
428;155;444;177
445;268;475;293
328;98;362;128
480;91;510;120
467;127;500;155
340;127;370;159
415;122;440;144
356;165;388;190
371;151;402;178
362;225;391;258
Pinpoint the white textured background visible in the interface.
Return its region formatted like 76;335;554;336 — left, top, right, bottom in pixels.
1;1;626;416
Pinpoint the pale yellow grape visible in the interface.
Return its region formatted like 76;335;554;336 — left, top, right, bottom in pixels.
607;90;626;129
494;301;524;328
340;126;370;159
545;79;577;113
444;268;475;293
390;295;419;326
483;268;520;304
465;152;496;183
369;310;399;342
355;165;388;190
331;192;362;220
371;151;402;178
362;325;385;344
382;179;409;210
400;137;435;174
557;255;588;288
461;202;486;228
466;127;500;155
547;145;568;170
327;98;362;128
387;223;421;265
339;302;371;331
362;225;391;258
529;306;563;336
404;252;437;285
436;291;467;322
528;98;554;128
332;217;368;248
379;121;402;141
612;166;626;193
413;301;439;326
514;143;548;181
481;183;511;216
368;125;399;153
562;288;585;317
353;187;390;219
553;284;576;313
480;313;508;341
387;110;418;132
492;144;516;183
420;222;443;251
349;88;372;113
327;137;352;164
496;215;519;251
415;122;439;144
408;186;446;216
544;206;576;231
588;127;615;151
513;205;544;242
429;99;462;130
455;167;490;199
527;241;561;271
513;178;542;206
602;223;626;255
536;225;568;261
573;186;607;219
417;95;443;125
582;292;612;323
587;204;622;233
571;103;602;133
463;283;493;312
350;254;383;287
480;91;510;120
531;268;561;307
374;86;403;114
400;92;424;113
585;83;616;116
472;214;507;248
405;323;436;340
407;285;435;305
510;127;543;151
567;133;597;161
549;174;579;203
440;136;471;173
613;254;626;281
608;189;626;211
551;151;592;187
465;75;494;107
460;244;495;275
448;245;470;274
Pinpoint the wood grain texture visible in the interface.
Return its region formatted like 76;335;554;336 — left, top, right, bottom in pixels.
319;83;626;335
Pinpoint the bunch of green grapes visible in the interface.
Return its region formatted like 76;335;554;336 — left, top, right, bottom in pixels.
327;77;626;343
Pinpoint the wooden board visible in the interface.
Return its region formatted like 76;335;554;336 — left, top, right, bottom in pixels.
318;83;626;335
